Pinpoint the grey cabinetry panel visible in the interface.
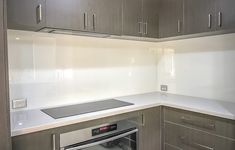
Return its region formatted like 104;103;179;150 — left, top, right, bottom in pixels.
90;0;122;35
142;0;159;38
139;107;161;150
165;122;235;150
122;0;143;37
159;0;184;38
46;0;90;31
7;0;46;31
215;0;235;30
184;0;216;34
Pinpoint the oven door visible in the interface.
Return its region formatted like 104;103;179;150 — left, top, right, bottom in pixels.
63;129;138;150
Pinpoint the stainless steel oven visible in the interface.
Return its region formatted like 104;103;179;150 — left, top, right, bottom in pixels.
60;120;138;150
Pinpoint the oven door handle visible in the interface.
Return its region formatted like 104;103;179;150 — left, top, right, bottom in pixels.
64;129;138;150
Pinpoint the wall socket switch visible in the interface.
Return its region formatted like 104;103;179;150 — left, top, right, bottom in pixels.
160;85;168;91
12;98;27;109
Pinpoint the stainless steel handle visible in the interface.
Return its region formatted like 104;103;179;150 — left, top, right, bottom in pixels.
177;20;181;33
92;14;96;31
180;136;214;150
36;4;42;24
144;22;148;35
208;14;212;28
218;12;222;27
181;116;215;130
138;22;143;34
52;134;56;150
65;129;138;150
84;12;88;29
142;113;145;126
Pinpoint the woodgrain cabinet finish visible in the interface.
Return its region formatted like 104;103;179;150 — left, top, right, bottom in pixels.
184;0;216;34
7;0;46;31
159;0;184;38
0;0;11;149
139;107;161;150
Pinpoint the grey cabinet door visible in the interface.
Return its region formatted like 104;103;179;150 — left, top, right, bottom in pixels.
139;107;161;150
0;0;11;149
123;0;143;37
184;0;216;34
215;0;235;30
142;0;159;38
159;0;184;38
7;0;46;31
46;0;91;31
91;0;122;35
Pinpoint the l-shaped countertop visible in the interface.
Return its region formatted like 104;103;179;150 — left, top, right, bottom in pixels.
11;92;235;137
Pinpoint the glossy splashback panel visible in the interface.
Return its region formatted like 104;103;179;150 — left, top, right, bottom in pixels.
8;30;158;110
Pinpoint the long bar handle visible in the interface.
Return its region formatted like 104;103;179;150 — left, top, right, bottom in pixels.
180;136;214;150
177;20;181;33
84;12;88;29
65;129;138;150
52;134;56;150
138;22;143;34
208;14;212;28
218;12;222;27
92;14;96;31
144;22;148;35
36;4;42;24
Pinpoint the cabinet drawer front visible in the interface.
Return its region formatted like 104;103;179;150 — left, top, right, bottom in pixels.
165;122;235;150
164;107;235;139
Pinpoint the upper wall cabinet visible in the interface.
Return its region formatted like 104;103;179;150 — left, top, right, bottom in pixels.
215;0;235;31
7;0;46;31
159;0;184;38
184;0;216;34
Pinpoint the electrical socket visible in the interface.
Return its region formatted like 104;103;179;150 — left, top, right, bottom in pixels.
160;85;168;92
12;98;27;109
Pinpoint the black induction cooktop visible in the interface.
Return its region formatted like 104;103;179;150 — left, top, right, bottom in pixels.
41;99;133;119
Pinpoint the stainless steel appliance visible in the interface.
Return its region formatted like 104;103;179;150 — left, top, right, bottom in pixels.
59;120;138;150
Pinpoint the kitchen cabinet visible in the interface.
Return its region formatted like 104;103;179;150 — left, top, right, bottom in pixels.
184;0;216;34
0;0;11;149
139;107;161;150
142;0;159;38
7;0;46;31
122;0;142;37
159;0;184;38
163;107;235;150
215;0;235;31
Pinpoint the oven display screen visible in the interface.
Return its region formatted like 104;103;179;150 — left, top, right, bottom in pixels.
92;124;117;136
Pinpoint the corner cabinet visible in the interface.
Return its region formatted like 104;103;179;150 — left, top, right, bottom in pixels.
7;0;46;31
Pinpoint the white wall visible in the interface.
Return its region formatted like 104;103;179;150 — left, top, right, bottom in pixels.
155;33;235;102
8;30;159;110
8;30;235;111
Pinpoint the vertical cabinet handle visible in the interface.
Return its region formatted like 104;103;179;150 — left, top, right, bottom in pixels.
218;12;222;27
84;13;88;30
208;14;212;28
36;4;42;24
92;14;96;31
144;22;148;35
138;22;143;34
52;134;56;150
177;20;181;33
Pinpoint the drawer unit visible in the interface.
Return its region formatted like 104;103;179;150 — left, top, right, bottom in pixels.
165;122;235;150
164;107;235;139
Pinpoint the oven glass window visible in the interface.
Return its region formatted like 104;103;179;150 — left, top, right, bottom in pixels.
81;133;137;150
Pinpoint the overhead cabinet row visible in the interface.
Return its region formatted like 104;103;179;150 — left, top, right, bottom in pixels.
7;0;235;39
7;0;159;38
159;0;235;38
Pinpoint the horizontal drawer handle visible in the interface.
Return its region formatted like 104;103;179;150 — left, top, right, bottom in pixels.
180;136;214;150
181;116;216;130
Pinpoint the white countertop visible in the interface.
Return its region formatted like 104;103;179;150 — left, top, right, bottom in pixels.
11;92;235;137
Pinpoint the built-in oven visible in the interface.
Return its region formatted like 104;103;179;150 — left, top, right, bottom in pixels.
59;120;138;150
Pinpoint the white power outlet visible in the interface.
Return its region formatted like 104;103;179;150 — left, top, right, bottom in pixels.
12;99;27;109
160;85;168;92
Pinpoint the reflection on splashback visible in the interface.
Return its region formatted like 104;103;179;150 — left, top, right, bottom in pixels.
156;33;235;102
8;30;158;110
